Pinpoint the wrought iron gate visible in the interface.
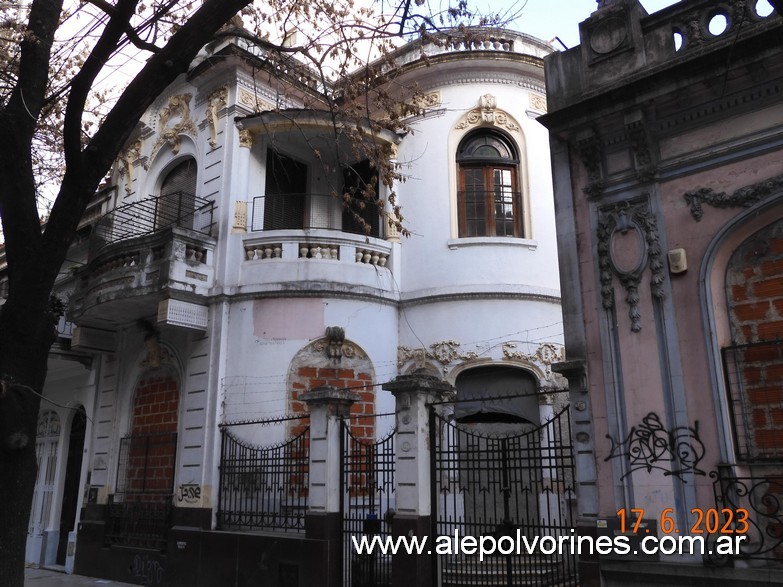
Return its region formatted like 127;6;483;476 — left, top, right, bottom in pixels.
340;422;395;587
431;405;578;587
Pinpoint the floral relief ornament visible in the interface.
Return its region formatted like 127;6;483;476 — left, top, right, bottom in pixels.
397;340;478;367
502;342;564;380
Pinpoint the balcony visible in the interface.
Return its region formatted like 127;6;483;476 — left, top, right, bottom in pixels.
69;192;216;331
240;228;394;298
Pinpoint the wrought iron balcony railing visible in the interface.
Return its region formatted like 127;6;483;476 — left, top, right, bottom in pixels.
710;467;783;565
90;191;214;259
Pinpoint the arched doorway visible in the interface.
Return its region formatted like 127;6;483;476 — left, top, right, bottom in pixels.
56;406;86;565
105;370;179;550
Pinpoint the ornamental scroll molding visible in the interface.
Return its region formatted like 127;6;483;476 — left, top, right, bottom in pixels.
397;340;478;369
237;88;275;112
397;340;565;382
597;197;665;332
529;93;547;113
148;93;198;164
502;342;564;380
454;94;520;132
683;172;783;221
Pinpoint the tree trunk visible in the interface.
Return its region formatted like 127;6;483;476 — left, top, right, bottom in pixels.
0;291;58;587
0;2;253;583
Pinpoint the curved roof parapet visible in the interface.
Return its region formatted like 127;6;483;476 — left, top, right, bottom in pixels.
382;27;554;69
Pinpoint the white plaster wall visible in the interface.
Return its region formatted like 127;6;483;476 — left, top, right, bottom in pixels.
395;80;560;297
220;295;398;445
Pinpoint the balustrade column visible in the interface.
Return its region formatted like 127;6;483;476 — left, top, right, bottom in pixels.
302;386;358;587
383;373;454;587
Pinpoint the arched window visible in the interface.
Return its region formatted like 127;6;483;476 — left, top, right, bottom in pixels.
455;365;538;423
156;158;197;230
457;131;522;238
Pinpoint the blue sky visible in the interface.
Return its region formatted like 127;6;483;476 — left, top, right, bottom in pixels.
472;0;681;48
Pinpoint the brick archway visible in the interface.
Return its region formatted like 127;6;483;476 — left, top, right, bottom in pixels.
288;338;375;441
725;219;783;460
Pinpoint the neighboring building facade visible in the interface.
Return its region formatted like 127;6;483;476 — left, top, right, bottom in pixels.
10;25;570;584
541;0;783;585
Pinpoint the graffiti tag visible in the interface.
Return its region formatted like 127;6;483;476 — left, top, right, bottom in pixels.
605;412;706;481
176;484;201;504
130;554;164;585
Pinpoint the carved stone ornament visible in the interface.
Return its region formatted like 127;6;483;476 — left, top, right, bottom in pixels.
683;172;783;222
238;128;255;149
624;110;655;182
148;93;198;163
597;197;665;332
502;342;565;380
415;92;441;108
238;88;274;112
455;94;520;132
118;140;142;194
397;340;478;368
206;86;228;149
313;326;357;362
529;94;547;113
576;128;604;199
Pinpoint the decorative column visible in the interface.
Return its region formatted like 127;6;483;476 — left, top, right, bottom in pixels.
383;373;454;587
302;386;358;587
233;125;255;233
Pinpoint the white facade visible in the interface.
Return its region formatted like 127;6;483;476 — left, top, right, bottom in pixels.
25;27;566;569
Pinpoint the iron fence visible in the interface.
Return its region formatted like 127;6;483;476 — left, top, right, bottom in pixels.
431;404;578;587
217;426;310;533
104;432;178;551
341;421;396;587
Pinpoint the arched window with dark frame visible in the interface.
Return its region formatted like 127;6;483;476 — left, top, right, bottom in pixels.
457;130;523;238
156;158;197;230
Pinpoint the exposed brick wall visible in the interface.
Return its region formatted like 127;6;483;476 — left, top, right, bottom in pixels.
126;372;179;495
132;374;179;435
726;221;783;459
290;367;375;441
728;226;783;343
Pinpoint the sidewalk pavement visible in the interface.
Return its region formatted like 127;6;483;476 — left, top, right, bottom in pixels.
25;567;136;587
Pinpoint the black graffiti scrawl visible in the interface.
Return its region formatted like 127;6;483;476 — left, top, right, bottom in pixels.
605;412;706;481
